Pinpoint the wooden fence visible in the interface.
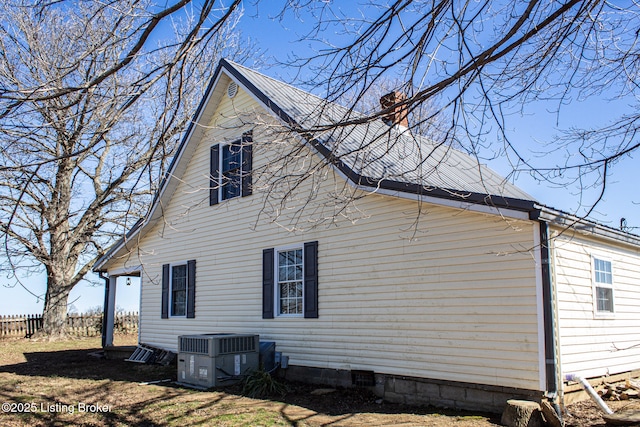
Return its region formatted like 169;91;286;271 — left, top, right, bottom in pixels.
0;312;138;338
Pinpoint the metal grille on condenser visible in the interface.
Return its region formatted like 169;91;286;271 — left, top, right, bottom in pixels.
219;335;256;354
179;337;209;355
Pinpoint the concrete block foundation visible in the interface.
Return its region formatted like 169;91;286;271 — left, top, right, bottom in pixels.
281;365;541;414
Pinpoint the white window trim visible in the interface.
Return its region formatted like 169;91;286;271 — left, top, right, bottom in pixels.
592;255;615;318
274;243;305;318
169;261;188;318
218;140;243;203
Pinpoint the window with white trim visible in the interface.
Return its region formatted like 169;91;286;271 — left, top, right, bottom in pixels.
262;241;318;319
593;257;614;314
210;132;253;205
277;247;304;316
161;260;196;319
170;263;188;317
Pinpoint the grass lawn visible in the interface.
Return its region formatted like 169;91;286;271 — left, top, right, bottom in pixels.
9;336;635;426
0;336;507;426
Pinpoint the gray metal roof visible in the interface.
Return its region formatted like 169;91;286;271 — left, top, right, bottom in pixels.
226;60;535;206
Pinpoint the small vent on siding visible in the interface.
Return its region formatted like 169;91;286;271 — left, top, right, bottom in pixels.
179;336;210;355
227;81;238;98
218;335;256;354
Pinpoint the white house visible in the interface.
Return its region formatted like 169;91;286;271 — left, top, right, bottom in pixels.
94;59;640;413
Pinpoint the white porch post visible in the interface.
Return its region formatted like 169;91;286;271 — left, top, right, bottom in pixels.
103;275;117;347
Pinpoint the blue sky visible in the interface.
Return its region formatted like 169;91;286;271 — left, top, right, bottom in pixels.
1;2;638;315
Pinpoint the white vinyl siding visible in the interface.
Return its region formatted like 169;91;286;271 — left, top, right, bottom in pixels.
553;231;640;379
106;82;543;392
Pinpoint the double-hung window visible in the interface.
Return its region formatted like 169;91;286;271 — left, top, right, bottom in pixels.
170;264;188;316
277;247;304;315
161;260;196;319
262;241;318;319
593;257;614;314
210;131;253;205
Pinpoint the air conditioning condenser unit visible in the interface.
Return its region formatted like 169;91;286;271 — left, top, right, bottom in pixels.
177;333;259;389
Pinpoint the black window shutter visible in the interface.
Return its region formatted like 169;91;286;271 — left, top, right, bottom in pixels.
210;145;220;205
241;131;253;197
262;248;274;319
186;259;196;318
303;241;319;318
161;264;169;319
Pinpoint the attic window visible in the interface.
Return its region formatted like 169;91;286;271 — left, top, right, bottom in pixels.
209;131;253;205
227;81;238;98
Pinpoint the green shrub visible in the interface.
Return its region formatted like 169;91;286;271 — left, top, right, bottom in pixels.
241;368;288;398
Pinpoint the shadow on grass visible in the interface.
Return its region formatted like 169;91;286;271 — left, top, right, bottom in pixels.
0;347;174;382
0;344;502;426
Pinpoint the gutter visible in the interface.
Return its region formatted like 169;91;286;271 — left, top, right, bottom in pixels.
536;205;640;248
539;220;562;419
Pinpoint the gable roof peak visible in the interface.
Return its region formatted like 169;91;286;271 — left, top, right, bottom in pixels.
220;59;535;207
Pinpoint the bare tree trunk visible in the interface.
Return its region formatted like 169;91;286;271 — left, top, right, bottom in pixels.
40;271;72;337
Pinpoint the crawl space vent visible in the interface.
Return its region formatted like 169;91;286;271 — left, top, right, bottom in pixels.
227;81;238;98
351;370;376;387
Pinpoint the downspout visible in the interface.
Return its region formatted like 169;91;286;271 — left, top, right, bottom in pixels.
539;220;562;418
98;271;110;348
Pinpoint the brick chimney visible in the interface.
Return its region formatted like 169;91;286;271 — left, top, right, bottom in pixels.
380;91;409;127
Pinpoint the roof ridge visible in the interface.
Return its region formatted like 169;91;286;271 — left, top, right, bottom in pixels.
223;58;332;105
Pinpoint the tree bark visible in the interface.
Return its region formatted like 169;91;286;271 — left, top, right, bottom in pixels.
40;275;72;337
501;400;544;427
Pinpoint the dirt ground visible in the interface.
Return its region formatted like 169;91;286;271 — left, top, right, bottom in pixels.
564;400;640;427
0;337;635;426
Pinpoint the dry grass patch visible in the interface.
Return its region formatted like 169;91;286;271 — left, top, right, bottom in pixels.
0;337;509;426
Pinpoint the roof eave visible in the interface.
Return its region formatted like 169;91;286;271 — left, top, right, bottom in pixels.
536;205;640;248
304;134;538;215
93;218;145;272
93;62;232;272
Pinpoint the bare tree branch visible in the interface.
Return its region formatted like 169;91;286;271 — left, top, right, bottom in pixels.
0;0;256;335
